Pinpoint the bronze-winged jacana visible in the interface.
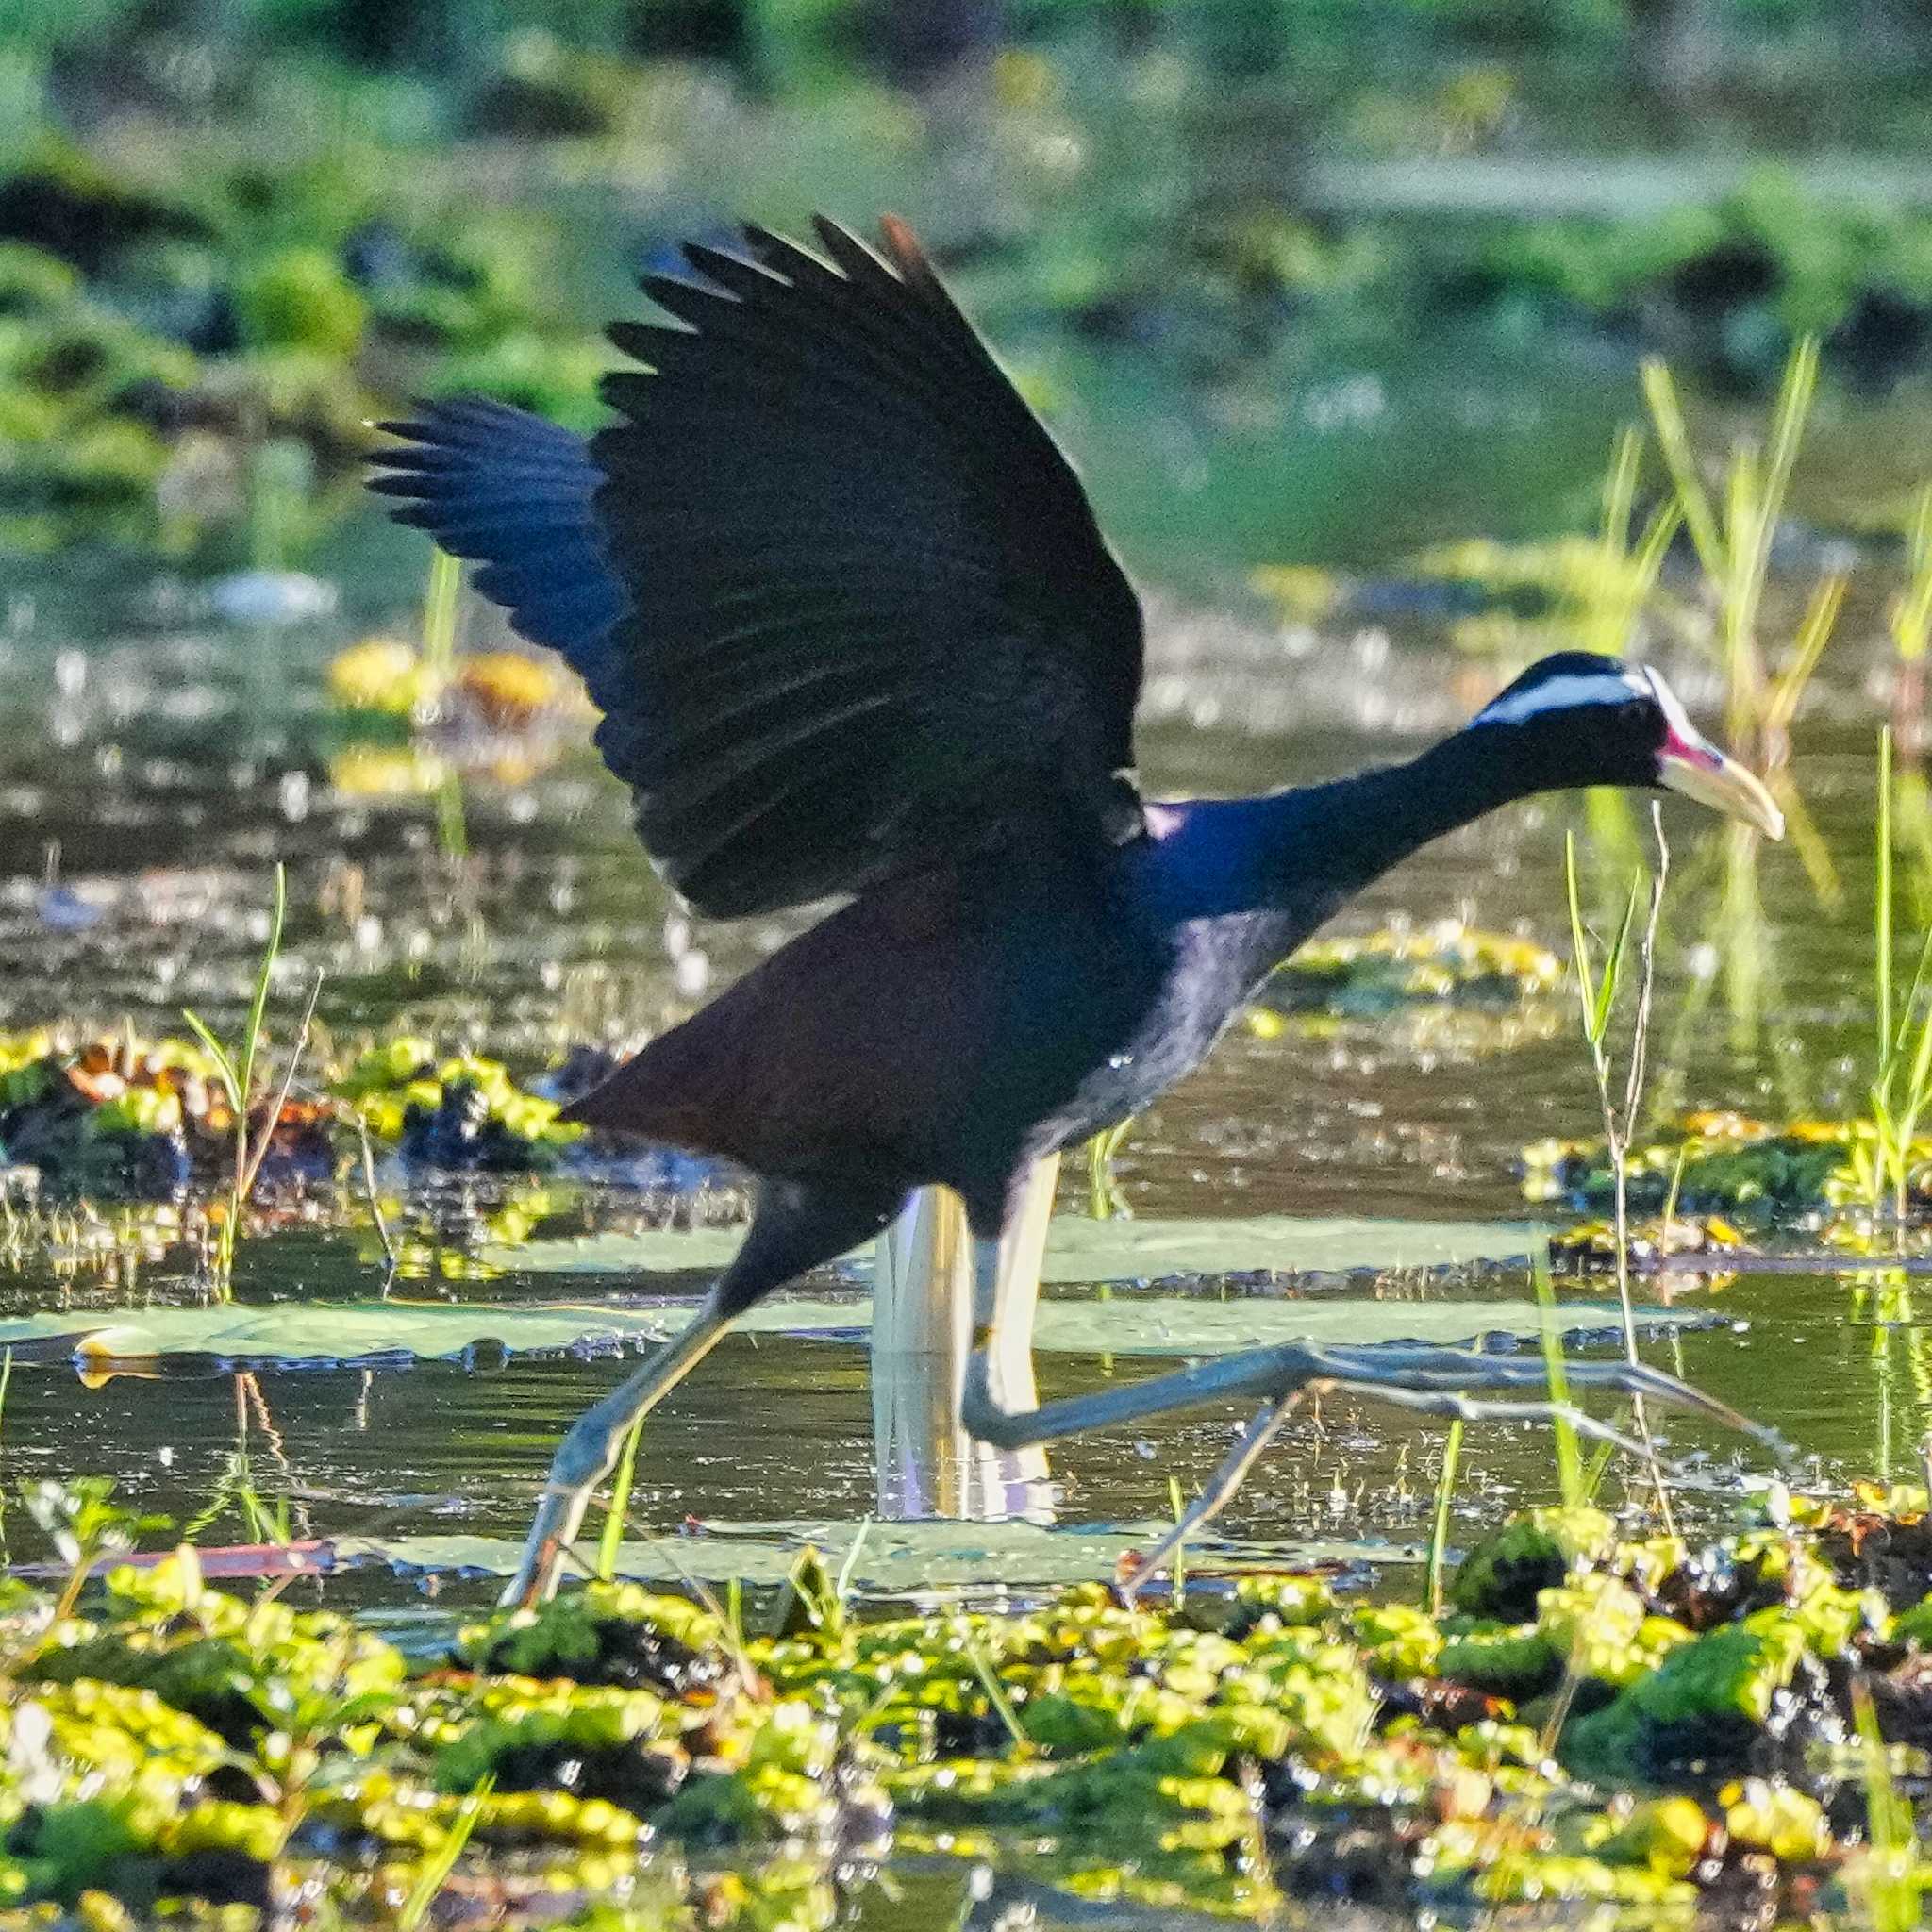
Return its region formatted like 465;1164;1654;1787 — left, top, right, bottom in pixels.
372;215;1786;1605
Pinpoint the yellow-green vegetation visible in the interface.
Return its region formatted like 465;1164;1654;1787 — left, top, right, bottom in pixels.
325;639;580;730
1524;1108;1927;1234
1464;168;1932;375
1248;923;1565;1063
321;634;591;801
1261;924;1562;1018
0;1027;616;1198
1551;1210;1744;1266
0;120;605;558
1398;530;1679;660
4;1488;1932;1924
333;1039;581;1163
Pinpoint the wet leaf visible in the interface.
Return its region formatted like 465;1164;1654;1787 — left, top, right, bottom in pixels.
0;1292;1707;1371
483;1213;1546;1282
331;1517;1429;1593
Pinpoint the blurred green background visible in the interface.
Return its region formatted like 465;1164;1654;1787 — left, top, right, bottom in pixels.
8;0;1932;595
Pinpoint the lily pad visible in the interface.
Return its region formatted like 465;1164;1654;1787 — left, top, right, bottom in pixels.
483;1213;1544;1283
0;1292;1707;1371
332;1517;1429;1593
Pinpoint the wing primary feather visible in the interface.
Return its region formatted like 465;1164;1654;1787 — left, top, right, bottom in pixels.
377;215;1148;919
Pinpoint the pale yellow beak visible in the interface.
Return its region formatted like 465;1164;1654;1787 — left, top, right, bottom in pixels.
1658;734;1785;841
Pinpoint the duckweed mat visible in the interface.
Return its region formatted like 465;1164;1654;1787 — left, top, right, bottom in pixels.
6;1486;1932;1927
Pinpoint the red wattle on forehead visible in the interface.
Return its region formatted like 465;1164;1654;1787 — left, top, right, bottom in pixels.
1662;727;1724;770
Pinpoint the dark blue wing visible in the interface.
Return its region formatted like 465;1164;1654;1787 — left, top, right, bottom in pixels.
368;397;632;716
587;215;1144;918
370;219;1147;921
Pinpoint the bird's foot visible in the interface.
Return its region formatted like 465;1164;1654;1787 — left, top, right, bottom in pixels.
1097;1341;1787;1604
1281;1341;1790;1465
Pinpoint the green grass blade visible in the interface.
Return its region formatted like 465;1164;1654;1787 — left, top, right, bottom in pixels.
1426;1417;1463;1615
1533;1254;1583;1507
596;1415;645;1583
1600;425;1641;554
962;1632;1027;1753
1766;575;1844;738
1581;1436;1617;1503
1640;358;1724;576
1760;337;1820;548
421;545;461;677
1167;1474;1189;1605
233;864;287;1134
1897;923;1932;1067
833;1517;873;1609
1881;728;1897;1066
1630;495;1683;590
398;1774;494;1932
1895;484;1932;662
179;1013;240;1112
1565;831;1599;1044
1593;870;1641;1046
1852;1676;1923;1932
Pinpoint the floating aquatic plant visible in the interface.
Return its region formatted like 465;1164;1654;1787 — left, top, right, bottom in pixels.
0;1024;716;1215
0;1488;1924;1923
1524;1106;1932;1242
1260;921;1562;1017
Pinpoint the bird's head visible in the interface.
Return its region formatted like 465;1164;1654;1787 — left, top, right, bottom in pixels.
1467;651;1784;838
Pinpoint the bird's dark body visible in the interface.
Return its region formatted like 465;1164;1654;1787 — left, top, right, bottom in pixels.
371;213;1723;1324
564;785;1408;1232
566;829;1174;1222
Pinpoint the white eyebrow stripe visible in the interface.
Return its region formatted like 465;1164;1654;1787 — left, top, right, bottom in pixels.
1642;665;1704;744
1474;670;1645;726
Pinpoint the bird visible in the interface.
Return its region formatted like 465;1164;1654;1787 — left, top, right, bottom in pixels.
371;214;1787;1606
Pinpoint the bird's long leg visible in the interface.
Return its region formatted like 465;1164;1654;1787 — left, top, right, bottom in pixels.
961;1255;1787;1536
963;1294;1779;1451
872;1158;1057;1519
503;1179;900;1608
503;1292;736;1607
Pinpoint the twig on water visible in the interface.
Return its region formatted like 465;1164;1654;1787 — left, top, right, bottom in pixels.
352;1109;399;1294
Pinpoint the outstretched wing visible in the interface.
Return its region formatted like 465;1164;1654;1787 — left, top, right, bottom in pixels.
368;397;637;718
375;216;1146;918
593;215;1144;916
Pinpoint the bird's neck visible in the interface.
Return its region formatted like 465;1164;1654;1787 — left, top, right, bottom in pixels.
1284;727;1536;890
1145;726;1539;930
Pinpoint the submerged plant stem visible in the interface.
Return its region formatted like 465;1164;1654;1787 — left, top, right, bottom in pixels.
1564;810;1676;1535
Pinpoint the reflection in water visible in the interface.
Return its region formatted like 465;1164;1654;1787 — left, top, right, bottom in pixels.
872;1165;1055;1524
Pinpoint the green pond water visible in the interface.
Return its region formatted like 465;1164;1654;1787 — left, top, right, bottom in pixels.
7;113;1932;1923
